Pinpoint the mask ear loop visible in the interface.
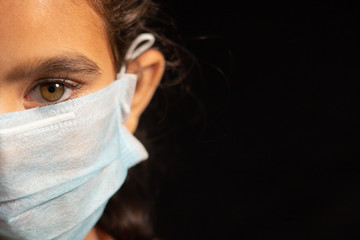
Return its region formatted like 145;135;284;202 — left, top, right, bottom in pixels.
117;33;156;78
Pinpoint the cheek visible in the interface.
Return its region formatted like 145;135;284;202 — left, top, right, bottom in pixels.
0;84;28;113
85;74;115;95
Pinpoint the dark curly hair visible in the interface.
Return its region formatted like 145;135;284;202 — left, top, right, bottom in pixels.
85;0;202;239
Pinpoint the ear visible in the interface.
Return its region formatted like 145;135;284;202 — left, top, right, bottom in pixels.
124;49;165;133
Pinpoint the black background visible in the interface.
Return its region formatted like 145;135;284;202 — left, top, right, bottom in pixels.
154;1;359;239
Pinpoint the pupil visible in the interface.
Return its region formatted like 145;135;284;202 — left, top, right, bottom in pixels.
48;85;56;93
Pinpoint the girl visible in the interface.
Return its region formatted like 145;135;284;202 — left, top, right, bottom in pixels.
0;0;198;239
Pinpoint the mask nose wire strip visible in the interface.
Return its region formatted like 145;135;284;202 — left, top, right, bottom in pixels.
118;33;156;76
0;112;75;136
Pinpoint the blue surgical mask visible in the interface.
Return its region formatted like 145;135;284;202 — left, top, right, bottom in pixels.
0;33;155;240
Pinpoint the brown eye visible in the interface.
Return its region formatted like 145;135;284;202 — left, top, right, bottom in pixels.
40;83;65;102
25;79;76;105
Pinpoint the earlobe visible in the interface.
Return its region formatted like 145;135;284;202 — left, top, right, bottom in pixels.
124;49;165;133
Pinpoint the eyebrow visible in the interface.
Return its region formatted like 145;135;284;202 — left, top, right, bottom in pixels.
6;53;102;81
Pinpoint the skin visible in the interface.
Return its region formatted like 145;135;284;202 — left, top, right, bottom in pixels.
0;0;165;239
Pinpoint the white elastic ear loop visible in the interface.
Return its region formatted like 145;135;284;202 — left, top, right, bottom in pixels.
118;33;156;77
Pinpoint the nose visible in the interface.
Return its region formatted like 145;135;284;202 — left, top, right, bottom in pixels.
0;88;25;114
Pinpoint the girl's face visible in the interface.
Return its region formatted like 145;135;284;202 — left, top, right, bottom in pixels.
0;0;115;113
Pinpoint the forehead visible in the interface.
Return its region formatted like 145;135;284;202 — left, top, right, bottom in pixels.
0;0;110;75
